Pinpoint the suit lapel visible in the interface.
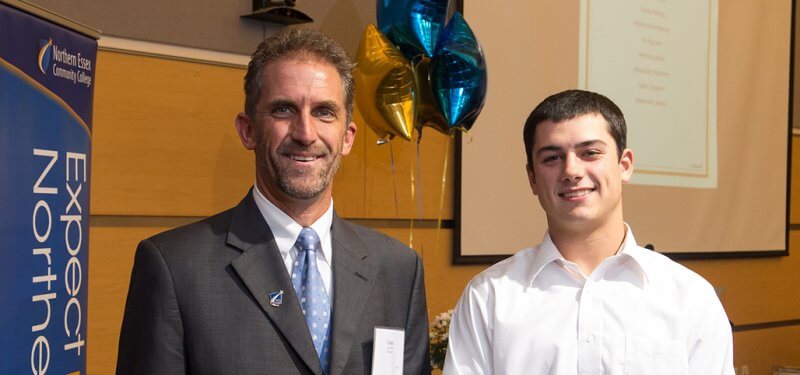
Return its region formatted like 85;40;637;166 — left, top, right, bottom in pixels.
227;193;323;374
328;215;377;375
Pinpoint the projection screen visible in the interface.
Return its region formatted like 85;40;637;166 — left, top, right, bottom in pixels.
457;0;791;260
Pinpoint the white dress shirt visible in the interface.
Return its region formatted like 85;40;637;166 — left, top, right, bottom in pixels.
444;226;734;375
252;185;333;296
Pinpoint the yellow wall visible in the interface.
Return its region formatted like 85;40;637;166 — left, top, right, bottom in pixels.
88;50;800;374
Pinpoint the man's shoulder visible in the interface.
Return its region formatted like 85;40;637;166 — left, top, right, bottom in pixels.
144;207;236;250
629;246;717;293
334;218;419;260
465;246;538;290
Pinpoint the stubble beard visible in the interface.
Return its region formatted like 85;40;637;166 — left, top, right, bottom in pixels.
257;139;342;200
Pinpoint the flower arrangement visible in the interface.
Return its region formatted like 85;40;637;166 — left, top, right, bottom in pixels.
429;309;454;370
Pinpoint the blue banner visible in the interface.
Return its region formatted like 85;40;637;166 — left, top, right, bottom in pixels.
0;2;96;374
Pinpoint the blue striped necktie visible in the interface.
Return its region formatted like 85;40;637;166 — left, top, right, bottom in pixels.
291;227;331;374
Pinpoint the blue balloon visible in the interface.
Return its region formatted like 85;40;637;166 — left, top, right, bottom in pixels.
377;0;450;59
430;12;487;130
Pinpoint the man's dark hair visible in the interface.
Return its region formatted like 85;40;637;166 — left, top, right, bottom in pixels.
523;89;627;167
243;29;355;123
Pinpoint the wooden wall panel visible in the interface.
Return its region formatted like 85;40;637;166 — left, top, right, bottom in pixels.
362;130;455;220
733;326;800;374
331;122;367;218
92;51;253;216
683;230;800;325
335;119;457;220
87;219;195;374
92;50;455;220
380;228;484;318
791;137;799;224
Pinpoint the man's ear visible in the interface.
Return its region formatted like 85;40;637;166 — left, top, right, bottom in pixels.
340;121;357;156
619;148;634;183
527;163;539;196
235;112;257;150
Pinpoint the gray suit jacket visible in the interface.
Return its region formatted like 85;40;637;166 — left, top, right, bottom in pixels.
117;193;430;374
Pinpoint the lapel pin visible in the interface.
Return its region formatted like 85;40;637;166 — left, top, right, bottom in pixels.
269;290;284;307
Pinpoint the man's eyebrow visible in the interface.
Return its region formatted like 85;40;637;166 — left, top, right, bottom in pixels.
576;139;607;148
535;139;608;156
535;145;563;156
263;98;297;110
315;100;343;112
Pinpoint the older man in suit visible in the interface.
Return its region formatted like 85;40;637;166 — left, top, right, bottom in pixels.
117;29;430;375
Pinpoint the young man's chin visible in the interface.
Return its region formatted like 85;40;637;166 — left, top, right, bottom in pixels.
551;211;603;228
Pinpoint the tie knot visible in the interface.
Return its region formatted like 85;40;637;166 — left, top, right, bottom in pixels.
297;227;320;253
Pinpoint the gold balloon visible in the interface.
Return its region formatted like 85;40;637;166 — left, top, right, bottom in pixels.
354;24;416;142
353;103;393;142
412;56;449;137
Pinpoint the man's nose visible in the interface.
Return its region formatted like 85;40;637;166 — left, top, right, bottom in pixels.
291;112;319;145
561;154;584;181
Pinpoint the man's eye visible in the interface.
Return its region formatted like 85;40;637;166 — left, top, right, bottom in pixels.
542;155;560;163
313;107;337;121
583;150;601;158
271;106;294;118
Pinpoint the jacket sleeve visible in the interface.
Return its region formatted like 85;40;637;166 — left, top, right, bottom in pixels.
116;239;186;375
403;253;432;375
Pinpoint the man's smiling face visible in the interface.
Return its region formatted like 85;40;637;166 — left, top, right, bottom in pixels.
527;113;633;230
247;55;356;202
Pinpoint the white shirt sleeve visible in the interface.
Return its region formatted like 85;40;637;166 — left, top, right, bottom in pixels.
687;282;735;375
443;281;493;375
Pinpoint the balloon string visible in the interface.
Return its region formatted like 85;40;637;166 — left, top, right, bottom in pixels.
435;136;450;255
416;138;424;226
409;167;415;249
414;138;424;253
389;143;400;218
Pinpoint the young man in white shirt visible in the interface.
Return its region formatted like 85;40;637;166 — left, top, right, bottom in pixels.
444;90;734;375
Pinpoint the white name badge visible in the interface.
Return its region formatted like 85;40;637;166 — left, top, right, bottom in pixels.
371;327;405;375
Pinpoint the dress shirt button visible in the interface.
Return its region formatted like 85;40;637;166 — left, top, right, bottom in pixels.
586;334;594;343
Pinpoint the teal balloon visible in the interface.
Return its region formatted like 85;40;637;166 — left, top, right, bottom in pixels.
430;12;487;130
377;0;450;59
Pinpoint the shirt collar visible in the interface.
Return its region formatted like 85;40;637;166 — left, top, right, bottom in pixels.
526;232;564;285
616;224;655;284
251;184;334;264
527;223;653;286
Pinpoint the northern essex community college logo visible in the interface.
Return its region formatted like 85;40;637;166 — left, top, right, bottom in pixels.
38;38;53;75
35;36;93;87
